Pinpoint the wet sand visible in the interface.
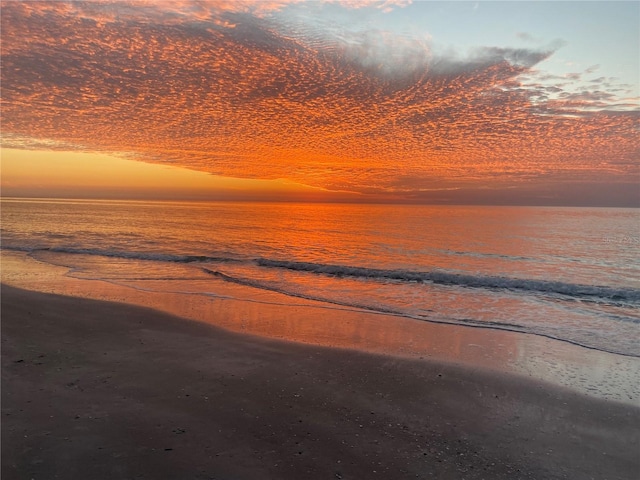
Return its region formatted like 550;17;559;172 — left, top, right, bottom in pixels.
2;284;639;480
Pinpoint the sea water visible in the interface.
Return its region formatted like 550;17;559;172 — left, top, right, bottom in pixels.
2;198;639;358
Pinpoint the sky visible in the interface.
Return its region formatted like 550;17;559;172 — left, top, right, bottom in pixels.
1;0;639;205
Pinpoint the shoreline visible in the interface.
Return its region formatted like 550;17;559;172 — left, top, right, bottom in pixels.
3;284;640;479
2;250;640;406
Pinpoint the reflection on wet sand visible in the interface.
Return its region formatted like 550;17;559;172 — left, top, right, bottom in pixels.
2;250;639;405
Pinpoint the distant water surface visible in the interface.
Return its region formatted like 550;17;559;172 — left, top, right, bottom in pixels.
2;198;638;357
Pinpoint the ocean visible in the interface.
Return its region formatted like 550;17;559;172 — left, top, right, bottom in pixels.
2;197;638;359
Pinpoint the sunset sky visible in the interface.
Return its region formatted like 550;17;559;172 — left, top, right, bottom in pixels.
1;0;638;205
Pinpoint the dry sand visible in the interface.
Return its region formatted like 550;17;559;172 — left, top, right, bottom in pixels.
2;284;639;479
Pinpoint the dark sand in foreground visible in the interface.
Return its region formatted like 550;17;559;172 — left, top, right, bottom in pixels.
2;285;639;479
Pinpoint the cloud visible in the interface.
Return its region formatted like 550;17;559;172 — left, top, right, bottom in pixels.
516;32;538;42
1;1;638;199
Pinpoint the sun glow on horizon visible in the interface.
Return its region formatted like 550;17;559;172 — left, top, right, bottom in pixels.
0;148;347;202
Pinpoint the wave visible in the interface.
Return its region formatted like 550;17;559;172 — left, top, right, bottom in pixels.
2;245;242;264
202;267;409;316
4;244;637;304
256;258;640;304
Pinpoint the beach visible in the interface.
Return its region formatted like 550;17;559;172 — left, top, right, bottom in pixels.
3;284;639;480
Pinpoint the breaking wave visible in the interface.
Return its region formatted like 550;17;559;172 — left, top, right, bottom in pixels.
4;245;637;304
256;258;640;304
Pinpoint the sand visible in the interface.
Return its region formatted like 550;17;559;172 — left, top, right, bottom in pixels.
2;284;639;480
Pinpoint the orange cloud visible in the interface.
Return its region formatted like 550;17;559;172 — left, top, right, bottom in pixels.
1;1;638;204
